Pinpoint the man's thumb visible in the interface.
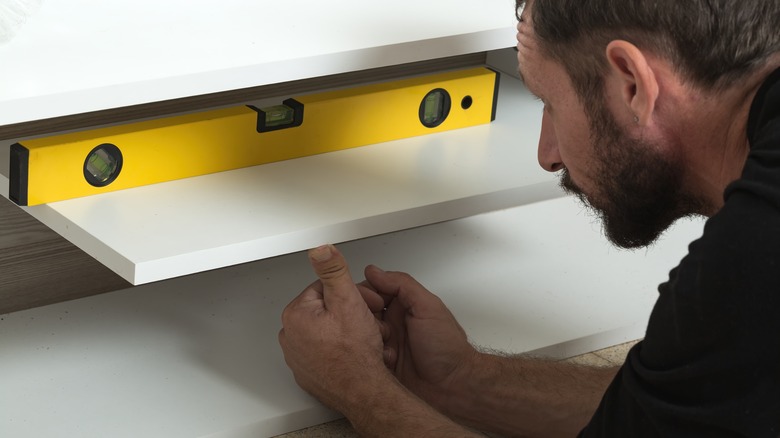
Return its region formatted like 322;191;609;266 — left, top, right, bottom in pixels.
308;244;358;305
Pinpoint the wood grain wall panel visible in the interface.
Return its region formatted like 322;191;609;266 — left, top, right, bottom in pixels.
0;197;130;314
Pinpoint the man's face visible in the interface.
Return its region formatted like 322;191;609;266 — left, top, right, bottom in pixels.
516;8;702;249
559;101;701;249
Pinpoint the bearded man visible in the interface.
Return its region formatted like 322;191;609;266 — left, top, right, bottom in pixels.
279;1;780;436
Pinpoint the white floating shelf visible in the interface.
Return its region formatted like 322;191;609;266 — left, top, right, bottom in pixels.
0;0;517;125
0;196;707;438
2;74;560;285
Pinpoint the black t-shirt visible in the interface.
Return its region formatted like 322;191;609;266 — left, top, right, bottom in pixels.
580;67;780;437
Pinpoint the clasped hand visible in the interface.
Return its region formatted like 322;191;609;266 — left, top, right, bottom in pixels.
278;244;478;415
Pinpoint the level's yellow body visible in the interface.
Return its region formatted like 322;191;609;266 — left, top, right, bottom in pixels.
10;67;499;206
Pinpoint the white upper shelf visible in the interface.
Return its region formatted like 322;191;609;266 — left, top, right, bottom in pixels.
0;0;518;125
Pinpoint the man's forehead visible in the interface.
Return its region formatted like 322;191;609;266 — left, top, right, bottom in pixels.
516;61;540;98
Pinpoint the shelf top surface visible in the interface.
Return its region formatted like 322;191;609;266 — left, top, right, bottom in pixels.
0;0;518;125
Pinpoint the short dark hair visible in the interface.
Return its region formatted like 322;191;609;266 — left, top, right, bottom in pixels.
518;0;780;104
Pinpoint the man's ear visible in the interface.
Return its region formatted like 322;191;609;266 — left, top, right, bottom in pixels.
605;40;659;125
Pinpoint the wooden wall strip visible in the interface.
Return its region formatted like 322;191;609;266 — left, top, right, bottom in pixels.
0;197;130;314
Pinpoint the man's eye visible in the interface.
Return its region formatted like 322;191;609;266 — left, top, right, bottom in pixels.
516;2;525;21
533;96;550;113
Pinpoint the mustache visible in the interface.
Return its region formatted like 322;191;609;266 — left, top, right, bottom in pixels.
559;168;584;198
558;167;605;217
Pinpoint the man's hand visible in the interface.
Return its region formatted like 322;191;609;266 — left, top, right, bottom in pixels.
279;245;483;437
362;265;481;412
363;266;617;437
278;244;392;411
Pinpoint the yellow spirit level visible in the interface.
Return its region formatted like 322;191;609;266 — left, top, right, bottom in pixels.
9;67;499;206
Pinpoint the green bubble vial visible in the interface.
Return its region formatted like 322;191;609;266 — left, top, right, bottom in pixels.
262;105;296;127
84;143;122;187
86;148;118;183
423;92;445;126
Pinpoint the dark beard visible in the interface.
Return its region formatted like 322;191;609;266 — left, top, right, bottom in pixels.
559;104;705;249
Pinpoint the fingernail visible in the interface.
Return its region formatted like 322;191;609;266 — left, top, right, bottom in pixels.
309;244;333;262
369;264;386;273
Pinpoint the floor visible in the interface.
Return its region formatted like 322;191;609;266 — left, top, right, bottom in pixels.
274;340;641;437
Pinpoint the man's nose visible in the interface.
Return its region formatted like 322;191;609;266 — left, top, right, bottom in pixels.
537;112;564;172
